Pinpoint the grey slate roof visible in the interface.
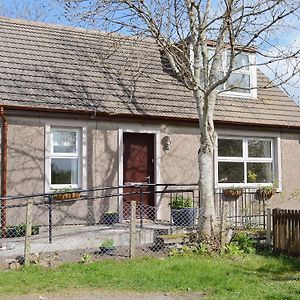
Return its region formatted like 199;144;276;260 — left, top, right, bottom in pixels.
1;16;300;128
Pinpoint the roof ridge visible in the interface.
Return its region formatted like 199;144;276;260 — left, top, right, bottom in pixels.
0;16;156;44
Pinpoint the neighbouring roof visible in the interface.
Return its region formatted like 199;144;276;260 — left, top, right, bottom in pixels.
0;16;300;128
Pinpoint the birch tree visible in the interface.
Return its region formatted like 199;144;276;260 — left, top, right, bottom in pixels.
62;0;300;235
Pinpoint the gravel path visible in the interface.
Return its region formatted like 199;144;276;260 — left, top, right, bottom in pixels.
2;290;205;300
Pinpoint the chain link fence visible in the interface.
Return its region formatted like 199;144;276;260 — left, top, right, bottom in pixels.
0;184;200;264
0;185;267;267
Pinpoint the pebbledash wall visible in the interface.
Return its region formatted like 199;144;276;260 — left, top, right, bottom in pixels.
3;114;300;226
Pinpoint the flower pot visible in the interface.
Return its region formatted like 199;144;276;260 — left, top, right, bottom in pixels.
256;189;275;199
53;192;81;201
102;213;119;225
171;208;196;226
223;189;242;199
98;246;116;256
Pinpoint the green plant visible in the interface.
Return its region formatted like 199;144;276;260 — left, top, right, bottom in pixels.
258;185;274;192
0;223;39;238
170;195;192;209
224;243;243;255
233;232;256;254
81;253;92;264
101;239;114;248
256;184;276;199
247;170;257;183
105;211;118;216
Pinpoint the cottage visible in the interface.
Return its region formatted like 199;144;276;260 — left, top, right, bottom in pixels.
1;16;300;219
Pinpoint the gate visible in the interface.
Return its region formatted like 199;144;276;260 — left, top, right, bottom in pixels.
273;209;300;257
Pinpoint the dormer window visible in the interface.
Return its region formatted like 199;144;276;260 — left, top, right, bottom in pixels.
226;53;251;94
208;49;257;98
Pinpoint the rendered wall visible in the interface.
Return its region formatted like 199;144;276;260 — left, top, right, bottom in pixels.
7;117;45;196
5;115;300;226
160;124;200;184
271;132;300;210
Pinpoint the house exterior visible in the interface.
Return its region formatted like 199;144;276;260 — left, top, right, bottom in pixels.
1;16;300;216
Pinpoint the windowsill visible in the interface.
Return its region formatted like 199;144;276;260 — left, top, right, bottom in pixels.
218;90;256;99
216;185;281;192
50;185;80;191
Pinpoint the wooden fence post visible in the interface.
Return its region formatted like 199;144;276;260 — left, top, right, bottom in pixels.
266;208;272;246
24;198;33;265
129;201;136;258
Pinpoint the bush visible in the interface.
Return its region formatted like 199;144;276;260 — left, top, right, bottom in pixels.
0;224;39;238
224;232;256;255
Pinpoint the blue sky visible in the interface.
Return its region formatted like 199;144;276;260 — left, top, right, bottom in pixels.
0;0;299;104
0;0;70;24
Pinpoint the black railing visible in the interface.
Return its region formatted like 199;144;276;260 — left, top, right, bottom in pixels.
0;185;268;244
0;183;199;243
214;188;268;229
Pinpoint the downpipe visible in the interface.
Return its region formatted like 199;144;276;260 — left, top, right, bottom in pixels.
0;106;7;238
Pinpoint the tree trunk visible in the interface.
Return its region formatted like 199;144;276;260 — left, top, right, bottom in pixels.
195;90;217;237
198;132;215;236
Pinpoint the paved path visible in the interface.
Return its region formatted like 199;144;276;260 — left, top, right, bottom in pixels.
2;291;205;300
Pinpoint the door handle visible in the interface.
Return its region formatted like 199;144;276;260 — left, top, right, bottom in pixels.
146;176;150;184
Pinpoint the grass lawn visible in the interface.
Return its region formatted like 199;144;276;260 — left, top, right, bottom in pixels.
0;254;300;299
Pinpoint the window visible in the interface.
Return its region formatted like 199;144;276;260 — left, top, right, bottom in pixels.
217;137;274;186
226;53;251;94
208;49;256;97
50;127;81;189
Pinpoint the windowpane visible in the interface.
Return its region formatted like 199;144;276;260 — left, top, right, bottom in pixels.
247;163;273;183
218;162;244;183
218;139;243;157
233;53;249;70
248;140;271;158
51;158;78;185
53;130;77;153
227;73;250;93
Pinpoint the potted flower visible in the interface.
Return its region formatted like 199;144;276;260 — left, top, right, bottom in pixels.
223;187;243;199
170;195;196;226
102;211;119;225
247;170;257;183
256;185;276;199
99;239;116;255
53;187;81;201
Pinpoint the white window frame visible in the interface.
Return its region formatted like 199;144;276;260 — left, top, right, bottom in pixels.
208;49;257;99
215;130;281;190
50;127;81;190
225;52;256;97
45;121;87;192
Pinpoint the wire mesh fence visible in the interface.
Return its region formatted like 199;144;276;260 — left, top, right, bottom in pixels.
0;185;267;266
0;184;200;262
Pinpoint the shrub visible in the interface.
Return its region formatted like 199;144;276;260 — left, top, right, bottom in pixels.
170;195;192;209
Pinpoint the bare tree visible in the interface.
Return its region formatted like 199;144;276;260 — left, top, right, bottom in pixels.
62;0;300;235
0;0;57;22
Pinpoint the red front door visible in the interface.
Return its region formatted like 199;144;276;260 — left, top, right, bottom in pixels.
123;133;155;219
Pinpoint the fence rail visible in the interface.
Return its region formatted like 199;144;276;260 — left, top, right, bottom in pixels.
0;184;269;264
273;209;300;257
